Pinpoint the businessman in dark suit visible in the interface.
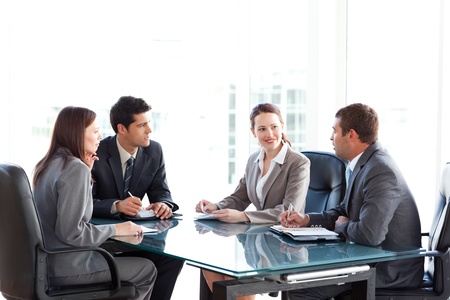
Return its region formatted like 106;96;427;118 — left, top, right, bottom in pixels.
92;96;184;300
281;103;424;299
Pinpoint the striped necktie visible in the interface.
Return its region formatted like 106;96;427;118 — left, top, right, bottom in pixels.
123;156;135;198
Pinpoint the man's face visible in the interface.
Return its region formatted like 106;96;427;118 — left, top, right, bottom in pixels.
122;112;152;149
330;118;350;161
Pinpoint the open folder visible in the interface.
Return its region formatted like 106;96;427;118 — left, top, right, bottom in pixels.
270;225;342;242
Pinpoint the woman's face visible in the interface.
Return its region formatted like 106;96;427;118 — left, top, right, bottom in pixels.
251;112;284;153
84;118;102;155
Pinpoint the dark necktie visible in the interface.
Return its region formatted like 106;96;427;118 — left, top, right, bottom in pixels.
123;156;135;198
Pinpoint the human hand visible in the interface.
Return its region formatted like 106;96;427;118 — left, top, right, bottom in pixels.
280;243;308;263
114;234;144;245
335;216;349;228
116;196;142;216
280;210;310;228
114;221;143;236
148;202;172;219
212;209;250;223
195;224;211;234
146;219;173;233
195;199;218;214
84;152;99;170
212;223;251;236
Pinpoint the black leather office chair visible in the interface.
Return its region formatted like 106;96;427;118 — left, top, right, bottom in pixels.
0;162;136;300
302;151;347;213
374;162;450;300
268;151;347;299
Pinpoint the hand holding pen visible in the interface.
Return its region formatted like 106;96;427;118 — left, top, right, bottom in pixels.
281;203;310;228
115;191;143;216
287;203;294;219
286;203;294;226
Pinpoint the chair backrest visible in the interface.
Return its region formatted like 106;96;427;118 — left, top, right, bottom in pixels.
0;162;43;299
427;162;450;293
302;151;347;213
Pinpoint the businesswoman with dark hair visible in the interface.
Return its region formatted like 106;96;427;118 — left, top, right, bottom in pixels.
33;106;156;300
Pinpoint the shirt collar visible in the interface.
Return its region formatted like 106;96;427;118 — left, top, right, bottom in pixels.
116;136;137;165
254;141;289;165
348;151;363;172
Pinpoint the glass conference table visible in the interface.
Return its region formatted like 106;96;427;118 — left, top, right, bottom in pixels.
92;214;423;300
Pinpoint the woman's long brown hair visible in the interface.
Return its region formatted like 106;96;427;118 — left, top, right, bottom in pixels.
32;106;96;187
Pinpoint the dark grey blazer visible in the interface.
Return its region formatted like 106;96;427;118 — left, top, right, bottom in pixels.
92;135;178;218
309;141;424;288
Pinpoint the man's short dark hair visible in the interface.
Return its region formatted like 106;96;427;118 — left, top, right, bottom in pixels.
110;96;152;133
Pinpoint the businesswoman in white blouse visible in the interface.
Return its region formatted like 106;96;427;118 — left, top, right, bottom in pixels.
33;106;156;299
195;103;310;300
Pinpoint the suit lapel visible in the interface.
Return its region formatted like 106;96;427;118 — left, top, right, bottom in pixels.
247;159;262;210
130;147;147;194
106;137;125;198
261;148;291;209
261;164;282;209
343;141;382;213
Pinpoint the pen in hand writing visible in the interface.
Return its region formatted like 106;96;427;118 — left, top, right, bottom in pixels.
128;191;143;213
200;202;206;214
287;203;294;219
286;203;294;226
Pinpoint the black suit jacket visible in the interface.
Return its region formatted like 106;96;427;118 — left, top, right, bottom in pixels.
92;135;179;218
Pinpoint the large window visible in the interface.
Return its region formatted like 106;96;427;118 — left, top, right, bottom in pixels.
1;0;343;205
346;0;449;230
1;0;449;230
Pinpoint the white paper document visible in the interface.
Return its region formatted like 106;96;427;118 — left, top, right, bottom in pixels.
271;225;339;236
136;208;156;218
194;213;216;220
270;225;341;241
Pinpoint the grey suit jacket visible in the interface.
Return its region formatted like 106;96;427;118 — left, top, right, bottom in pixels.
309;141;424;288
217;146;310;224
92;135;178;218
33;150;115;278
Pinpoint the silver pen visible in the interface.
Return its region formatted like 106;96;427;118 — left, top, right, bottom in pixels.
287;203;294;219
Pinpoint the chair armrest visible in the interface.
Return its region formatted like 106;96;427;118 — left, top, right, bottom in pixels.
36;245;133;300
422;248;449;258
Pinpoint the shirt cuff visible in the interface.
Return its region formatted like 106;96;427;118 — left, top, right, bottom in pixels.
161;201;174;209
110;200;120;214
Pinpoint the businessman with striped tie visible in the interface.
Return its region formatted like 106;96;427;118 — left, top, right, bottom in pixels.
91;96;183;300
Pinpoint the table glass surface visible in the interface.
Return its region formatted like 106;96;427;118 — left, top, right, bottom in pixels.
92;213;422;278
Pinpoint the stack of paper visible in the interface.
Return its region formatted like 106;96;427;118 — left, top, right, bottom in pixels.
270;225;341;242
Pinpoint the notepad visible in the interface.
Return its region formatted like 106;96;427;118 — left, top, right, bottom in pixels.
270;225;342;242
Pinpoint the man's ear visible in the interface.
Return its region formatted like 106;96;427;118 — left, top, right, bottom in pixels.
117;124;127;134
348;129;358;140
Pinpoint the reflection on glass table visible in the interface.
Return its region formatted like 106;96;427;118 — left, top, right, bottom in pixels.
92;217;421;278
